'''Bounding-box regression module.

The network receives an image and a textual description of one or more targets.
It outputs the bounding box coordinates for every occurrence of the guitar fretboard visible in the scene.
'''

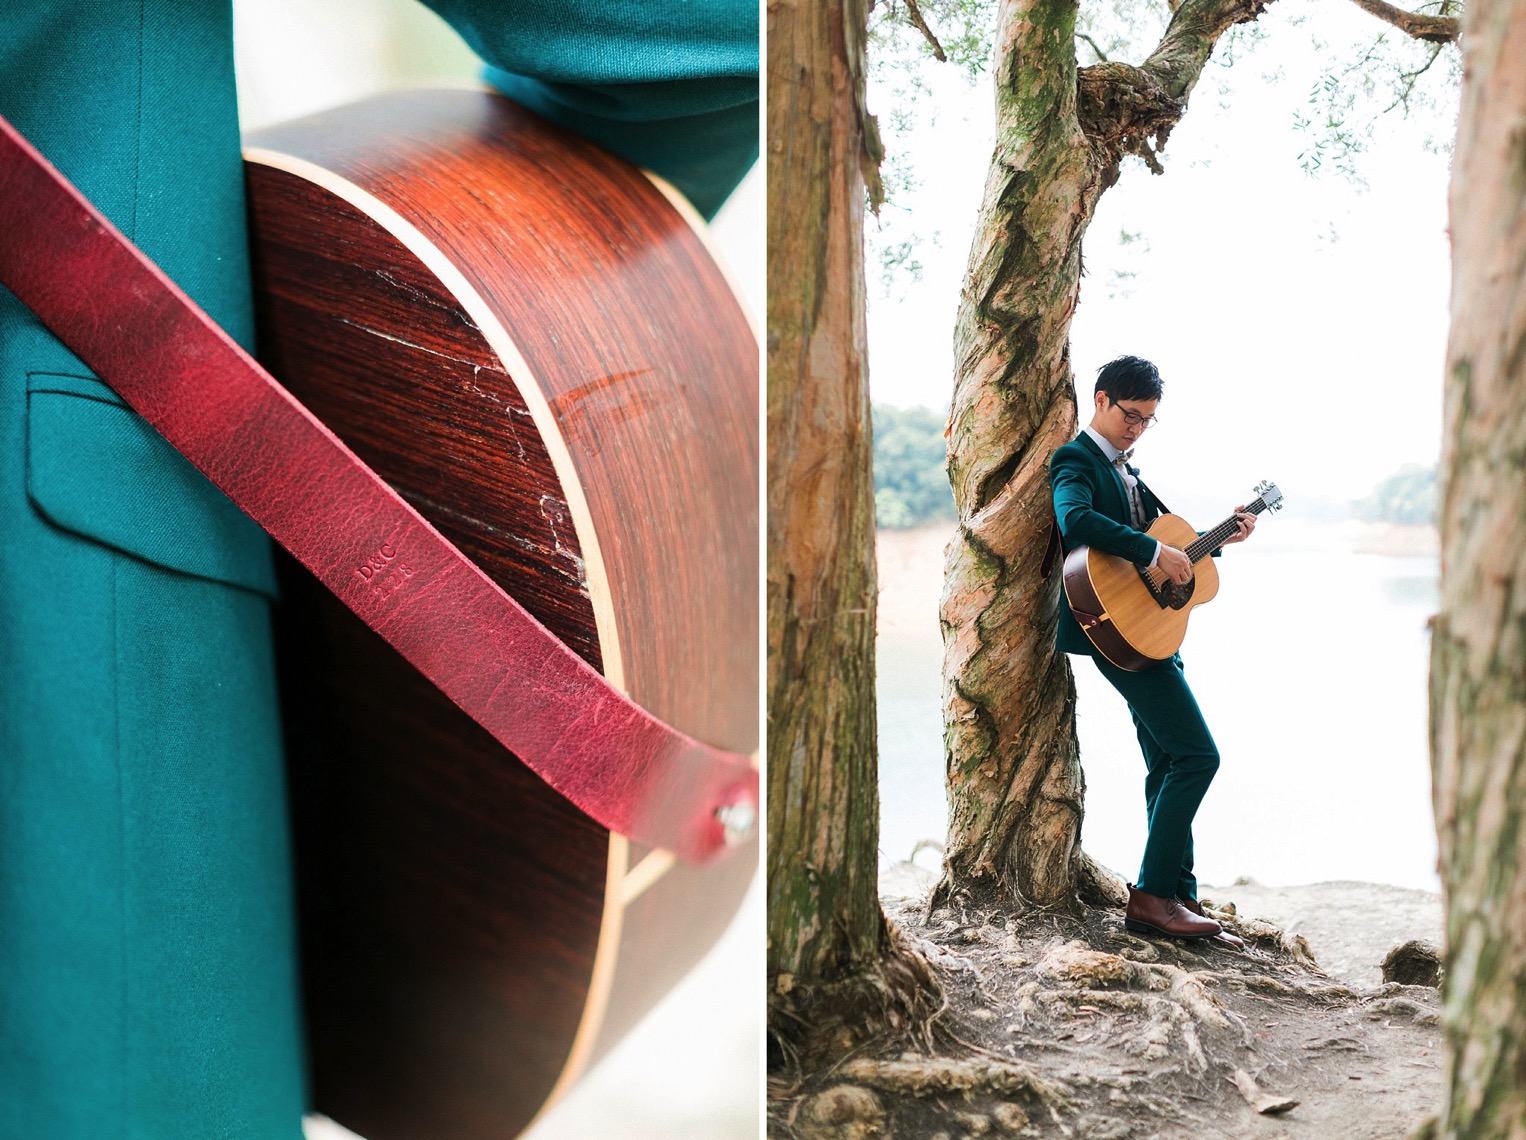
[1184,496,1275,563]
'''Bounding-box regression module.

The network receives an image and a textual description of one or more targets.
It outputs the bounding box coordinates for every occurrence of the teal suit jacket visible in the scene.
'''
[1049,432,1169,657]
[0,3,756,1135]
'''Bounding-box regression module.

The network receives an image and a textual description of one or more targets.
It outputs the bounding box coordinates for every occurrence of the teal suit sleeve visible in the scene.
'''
[1051,446,1158,567]
[420,0,758,219]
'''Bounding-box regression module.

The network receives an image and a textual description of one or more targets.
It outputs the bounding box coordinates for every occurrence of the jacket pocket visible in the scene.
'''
[25,372,277,596]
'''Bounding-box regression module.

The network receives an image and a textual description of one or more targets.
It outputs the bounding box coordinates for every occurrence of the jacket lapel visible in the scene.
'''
[1076,431,1131,524]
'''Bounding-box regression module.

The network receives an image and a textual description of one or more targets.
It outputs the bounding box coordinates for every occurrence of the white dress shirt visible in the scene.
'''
[1082,426,1162,568]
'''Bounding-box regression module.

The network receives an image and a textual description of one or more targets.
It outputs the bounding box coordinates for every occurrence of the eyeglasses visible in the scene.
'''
[1109,397,1159,429]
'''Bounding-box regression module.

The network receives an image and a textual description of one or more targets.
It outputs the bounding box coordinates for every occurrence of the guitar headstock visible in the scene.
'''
[1253,480,1284,514]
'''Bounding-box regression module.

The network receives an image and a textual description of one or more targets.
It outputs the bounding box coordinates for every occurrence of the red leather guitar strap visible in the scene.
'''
[0,114,756,863]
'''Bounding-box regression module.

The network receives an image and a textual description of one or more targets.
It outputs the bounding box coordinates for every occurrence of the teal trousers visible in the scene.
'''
[1090,653,1221,902]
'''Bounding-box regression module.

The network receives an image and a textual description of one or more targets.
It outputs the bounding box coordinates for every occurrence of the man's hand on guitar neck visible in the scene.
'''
[1222,506,1258,546]
[1160,506,1256,583]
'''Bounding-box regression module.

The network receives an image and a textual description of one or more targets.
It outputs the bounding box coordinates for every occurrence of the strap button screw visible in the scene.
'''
[716,799,756,845]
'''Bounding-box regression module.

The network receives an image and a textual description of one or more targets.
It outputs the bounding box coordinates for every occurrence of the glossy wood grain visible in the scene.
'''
[245,89,757,1140]
[1077,514,1221,667]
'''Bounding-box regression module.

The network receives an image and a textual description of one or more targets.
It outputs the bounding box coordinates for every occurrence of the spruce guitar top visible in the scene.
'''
[1062,482,1284,670]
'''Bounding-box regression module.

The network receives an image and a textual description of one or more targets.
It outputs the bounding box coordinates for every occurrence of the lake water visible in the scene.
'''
[875,518,1441,894]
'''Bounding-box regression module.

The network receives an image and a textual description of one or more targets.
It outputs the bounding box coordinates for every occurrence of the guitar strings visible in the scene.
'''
[1146,494,1273,587]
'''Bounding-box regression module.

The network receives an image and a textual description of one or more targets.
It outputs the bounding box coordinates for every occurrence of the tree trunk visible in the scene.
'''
[766,0,889,986]
[1430,0,1526,1133]
[939,0,1097,906]
[939,0,1270,905]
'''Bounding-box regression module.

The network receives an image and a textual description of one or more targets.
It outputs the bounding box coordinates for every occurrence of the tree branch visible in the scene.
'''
[1385,41,1448,113]
[904,0,949,62]
[1344,0,1461,43]
[1076,32,1110,62]
[1138,0,1274,102]
[1075,0,1273,187]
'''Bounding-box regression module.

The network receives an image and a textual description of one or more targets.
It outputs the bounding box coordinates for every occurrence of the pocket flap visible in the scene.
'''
[26,372,278,597]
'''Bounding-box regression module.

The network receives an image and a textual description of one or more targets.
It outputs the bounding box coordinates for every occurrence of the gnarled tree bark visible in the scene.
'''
[768,0,943,1064]
[766,0,902,1001]
[1430,0,1526,1133]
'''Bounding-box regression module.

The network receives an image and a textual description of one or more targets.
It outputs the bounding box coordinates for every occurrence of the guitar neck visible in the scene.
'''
[1184,497,1272,563]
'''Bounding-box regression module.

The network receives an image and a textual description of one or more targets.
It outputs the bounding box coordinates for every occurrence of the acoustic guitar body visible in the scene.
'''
[242,90,757,1139]
[1063,514,1220,670]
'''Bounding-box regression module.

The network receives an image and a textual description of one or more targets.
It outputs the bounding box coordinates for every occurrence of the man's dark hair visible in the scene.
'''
[1094,356,1163,402]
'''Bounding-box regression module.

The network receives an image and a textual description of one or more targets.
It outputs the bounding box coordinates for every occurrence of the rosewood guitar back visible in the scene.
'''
[244,90,757,1140]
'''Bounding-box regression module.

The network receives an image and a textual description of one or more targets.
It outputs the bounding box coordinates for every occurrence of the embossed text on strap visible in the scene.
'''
[0,112,756,863]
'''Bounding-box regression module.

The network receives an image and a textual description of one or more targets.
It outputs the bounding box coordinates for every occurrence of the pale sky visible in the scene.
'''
[866,0,1454,510]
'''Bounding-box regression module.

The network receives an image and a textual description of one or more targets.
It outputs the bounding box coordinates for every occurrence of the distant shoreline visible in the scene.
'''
[1350,521,1439,556]
[874,518,1439,551]
[873,520,1440,614]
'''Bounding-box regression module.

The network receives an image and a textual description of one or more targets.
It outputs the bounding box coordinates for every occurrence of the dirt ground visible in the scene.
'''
[768,868,1444,1140]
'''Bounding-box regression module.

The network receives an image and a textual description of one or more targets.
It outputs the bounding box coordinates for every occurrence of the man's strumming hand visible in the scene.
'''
[1158,545,1193,585]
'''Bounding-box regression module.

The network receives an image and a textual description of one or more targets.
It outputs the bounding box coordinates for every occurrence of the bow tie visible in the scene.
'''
[1113,449,1134,467]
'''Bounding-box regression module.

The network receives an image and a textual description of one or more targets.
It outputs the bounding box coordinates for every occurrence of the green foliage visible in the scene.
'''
[860,0,1183,293]
[864,0,996,293]
[1354,462,1437,525]
[1073,0,1174,64]
[869,143,928,292]
[1107,226,1152,299]
[869,0,998,77]
[874,404,957,528]
[875,233,926,291]
[1292,5,1462,182]
[862,0,1462,292]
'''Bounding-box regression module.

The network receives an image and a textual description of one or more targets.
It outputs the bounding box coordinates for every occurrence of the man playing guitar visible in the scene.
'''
[1050,356,1256,940]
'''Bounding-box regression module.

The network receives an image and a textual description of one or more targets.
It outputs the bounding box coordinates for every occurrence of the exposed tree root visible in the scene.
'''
[838,1054,1072,1106]
[769,888,1442,1138]
[786,1084,886,1140]
[1074,850,1129,908]
[1232,1067,1300,1114]
[1383,939,1444,987]
[769,917,947,1076]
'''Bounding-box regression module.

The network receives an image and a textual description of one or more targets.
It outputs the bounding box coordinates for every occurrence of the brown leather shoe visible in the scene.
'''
[1179,897,1247,949]
[1125,885,1221,939]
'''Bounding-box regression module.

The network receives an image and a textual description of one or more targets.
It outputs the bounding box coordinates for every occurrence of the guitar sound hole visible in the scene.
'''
[1161,579,1195,610]
[1140,567,1196,611]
